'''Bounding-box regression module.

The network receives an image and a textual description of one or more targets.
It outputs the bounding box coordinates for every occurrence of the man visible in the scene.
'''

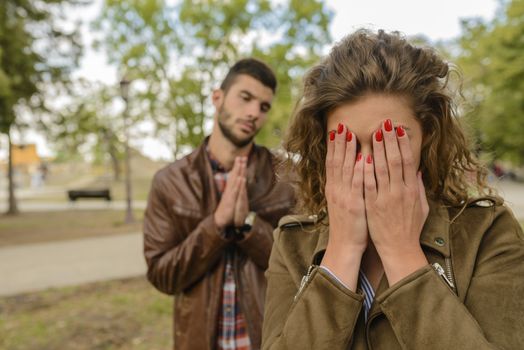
[144,58,295,350]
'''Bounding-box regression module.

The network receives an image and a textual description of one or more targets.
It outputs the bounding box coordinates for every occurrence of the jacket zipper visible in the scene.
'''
[432,262,455,290]
[444,257,456,291]
[294,265,316,301]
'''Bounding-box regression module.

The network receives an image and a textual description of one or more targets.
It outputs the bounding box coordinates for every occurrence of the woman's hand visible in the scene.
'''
[321,123,368,291]
[363,119,429,286]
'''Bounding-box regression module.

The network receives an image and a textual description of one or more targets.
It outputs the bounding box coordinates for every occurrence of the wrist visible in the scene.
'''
[379,247,428,286]
[321,246,364,291]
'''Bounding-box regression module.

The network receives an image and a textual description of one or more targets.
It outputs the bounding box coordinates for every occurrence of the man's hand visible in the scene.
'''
[214,156,247,230]
[234,158,249,227]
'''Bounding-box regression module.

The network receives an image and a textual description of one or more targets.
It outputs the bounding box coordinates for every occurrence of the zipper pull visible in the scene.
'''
[294,265,316,301]
[432,262,455,289]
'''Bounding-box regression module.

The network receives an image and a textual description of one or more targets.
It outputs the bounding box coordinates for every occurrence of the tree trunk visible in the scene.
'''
[7,130,19,215]
[108,147,121,181]
[103,130,121,181]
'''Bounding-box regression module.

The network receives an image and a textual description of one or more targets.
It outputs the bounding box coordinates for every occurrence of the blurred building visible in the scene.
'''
[0,144,46,188]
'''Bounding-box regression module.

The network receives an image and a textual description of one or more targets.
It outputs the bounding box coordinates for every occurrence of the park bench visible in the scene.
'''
[67,188,112,202]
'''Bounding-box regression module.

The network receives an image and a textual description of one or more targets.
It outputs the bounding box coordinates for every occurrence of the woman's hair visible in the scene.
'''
[285,29,492,214]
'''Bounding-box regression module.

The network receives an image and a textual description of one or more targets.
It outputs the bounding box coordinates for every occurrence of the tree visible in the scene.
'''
[458,0,524,164]
[52,80,125,181]
[0,0,84,214]
[92,0,332,158]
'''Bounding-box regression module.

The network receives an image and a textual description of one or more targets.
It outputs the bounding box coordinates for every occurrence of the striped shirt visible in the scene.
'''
[359,270,375,321]
[320,266,376,321]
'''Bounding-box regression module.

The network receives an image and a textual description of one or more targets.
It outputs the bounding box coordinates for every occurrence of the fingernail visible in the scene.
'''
[346,130,352,142]
[384,119,393,132]
[366,154,373,164]
[337,123,344,134]
[356,153,362,162]
[375,129,383,142]
[329,130,335,141]
[396,125,405,137]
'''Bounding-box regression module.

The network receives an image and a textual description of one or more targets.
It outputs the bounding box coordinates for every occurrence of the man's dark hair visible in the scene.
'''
[220,58,277,93]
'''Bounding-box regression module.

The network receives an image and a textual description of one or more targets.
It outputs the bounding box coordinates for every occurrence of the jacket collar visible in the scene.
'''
[311,198,452,265]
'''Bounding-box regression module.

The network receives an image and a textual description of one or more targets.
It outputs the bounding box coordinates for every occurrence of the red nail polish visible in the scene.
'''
[396,125,405,137]
[346,131,352,142]
[329,130,335,141]
[366,155,373,164]
[384,119,393,132]
[375,129,383,142]
[356,153,362,162]
[337,123,344,134]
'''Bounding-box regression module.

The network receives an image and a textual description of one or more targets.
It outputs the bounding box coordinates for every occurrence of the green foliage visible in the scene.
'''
[458,0,524,164]
[0,0,85,214]
[0,0,84,134]
[93,0,332,156]
[51,80,125,177]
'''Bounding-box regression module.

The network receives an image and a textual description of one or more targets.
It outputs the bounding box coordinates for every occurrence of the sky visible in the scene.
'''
[1,0,498,161]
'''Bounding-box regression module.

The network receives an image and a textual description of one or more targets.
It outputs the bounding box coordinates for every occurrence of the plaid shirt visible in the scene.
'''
[208,150,252,350]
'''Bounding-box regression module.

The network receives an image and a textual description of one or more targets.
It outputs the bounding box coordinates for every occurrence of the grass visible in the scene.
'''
[0,210,144,247]
[0,277,172,350]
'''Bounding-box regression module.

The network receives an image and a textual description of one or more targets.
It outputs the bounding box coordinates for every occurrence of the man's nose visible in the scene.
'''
[246,101,261,119]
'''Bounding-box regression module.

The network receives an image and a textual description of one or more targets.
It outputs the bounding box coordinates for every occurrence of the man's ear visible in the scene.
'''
[212,89,224,109]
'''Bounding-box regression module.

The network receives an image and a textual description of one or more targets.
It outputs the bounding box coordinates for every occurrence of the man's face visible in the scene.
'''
[213,74,274,148]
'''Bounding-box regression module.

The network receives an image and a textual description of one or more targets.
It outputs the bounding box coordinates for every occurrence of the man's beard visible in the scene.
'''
[217,105,257,148]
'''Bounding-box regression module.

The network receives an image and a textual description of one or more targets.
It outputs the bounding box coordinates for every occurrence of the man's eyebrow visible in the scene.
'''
[240,89,272,109]
[239,89,254,97]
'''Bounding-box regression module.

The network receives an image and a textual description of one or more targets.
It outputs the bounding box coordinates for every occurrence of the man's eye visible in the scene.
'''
[241,95,251,101]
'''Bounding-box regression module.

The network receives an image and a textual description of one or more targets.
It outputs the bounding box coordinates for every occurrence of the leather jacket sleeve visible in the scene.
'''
[237,214,274,270]
[143,173,230,295]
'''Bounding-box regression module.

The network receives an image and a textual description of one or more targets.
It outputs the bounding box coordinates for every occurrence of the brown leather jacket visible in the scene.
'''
[143,141,295,350]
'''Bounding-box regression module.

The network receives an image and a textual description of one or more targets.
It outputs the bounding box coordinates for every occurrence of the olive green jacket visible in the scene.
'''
[261,198,524,349]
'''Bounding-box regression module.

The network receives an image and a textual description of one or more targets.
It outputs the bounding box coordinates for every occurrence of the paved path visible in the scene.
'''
[0,200,147,212]
[0,233,146,297]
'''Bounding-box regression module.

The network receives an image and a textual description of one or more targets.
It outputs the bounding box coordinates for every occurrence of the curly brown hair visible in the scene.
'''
[284,29,492,215]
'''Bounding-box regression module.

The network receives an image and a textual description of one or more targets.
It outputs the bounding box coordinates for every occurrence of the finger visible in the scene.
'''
[382,118,403,186]
[372,128,388,192]
[231,174,243,201]
[326,129,336,184]
[238,175,247,201]
[396,125,417,187]
[351,152,364,196]
[417,171,429,216]
[332,123,347,184]
[342,130,357,188]
[237,157,247,179]
[234,177,247,225]
[229,157,241,180]
[364,154,377,203]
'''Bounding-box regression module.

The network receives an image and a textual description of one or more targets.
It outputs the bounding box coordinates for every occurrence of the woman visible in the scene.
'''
[261,29,524,349]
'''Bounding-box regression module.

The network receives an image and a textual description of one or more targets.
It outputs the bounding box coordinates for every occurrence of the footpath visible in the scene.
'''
[0,233,145,297]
